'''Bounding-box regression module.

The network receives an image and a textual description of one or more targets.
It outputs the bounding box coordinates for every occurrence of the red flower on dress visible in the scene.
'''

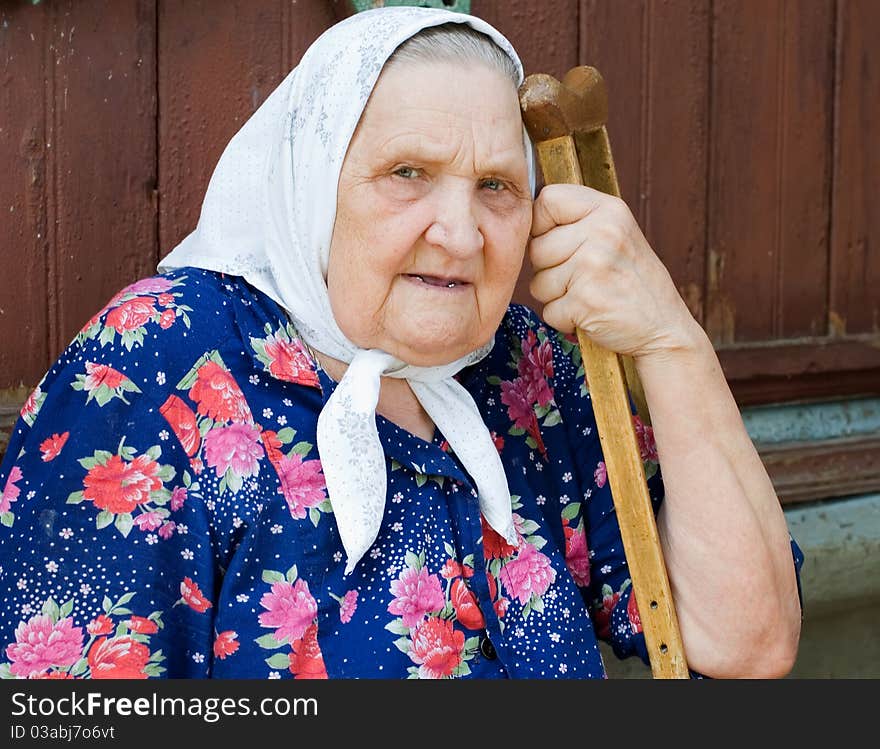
[480,515,516,560]
[87,636,150,679]
[127,616,158,635]
[408,618,465,679]
[180,577,212,613]
[593,588,622,640]
[188,361,251,424]
[87,615,114,636]
[158,308,176,329]
[39,432,69,462]
[160,394,201,457]
[83,454,162,515]
[288,623,328,679]
[157,293,175,307]
[83,362,127,392]
[213,631,240,660]
[260,430,285,467]
[104,297,156,333]
[627,590,643,634]
[450,579,486,630]
[263,336,319,388]
[440,559,462,579]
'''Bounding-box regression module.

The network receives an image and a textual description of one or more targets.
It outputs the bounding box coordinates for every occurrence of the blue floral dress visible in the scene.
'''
[0,268,803,679]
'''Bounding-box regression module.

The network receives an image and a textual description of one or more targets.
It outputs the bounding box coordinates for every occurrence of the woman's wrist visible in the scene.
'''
[632,315,714,376]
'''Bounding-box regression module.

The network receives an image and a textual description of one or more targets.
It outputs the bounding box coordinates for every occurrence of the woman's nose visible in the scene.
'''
[424,189,484,257]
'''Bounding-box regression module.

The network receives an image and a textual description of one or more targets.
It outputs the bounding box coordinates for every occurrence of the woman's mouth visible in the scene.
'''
[405,274,470,290]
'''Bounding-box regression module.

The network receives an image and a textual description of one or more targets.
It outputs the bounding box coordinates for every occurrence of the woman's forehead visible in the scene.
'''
[351,60,526,169]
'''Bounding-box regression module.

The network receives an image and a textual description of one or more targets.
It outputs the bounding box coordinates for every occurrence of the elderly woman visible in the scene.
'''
[0,7,801,680]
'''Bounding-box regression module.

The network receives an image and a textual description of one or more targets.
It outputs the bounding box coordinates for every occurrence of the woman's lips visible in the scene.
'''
[405,274,470,289]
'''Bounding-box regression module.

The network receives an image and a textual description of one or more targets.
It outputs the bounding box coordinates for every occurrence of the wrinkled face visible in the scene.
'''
[326,60,533,367]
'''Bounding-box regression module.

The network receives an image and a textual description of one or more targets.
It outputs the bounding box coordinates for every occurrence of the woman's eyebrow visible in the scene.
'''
[376,136,526,177]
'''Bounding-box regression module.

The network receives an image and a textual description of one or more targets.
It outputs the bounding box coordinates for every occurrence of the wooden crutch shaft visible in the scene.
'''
[570,127,650,426]
[532,131,687,679]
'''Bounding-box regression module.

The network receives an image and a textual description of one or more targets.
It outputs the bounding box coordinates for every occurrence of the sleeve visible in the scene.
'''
[0,292,230,679]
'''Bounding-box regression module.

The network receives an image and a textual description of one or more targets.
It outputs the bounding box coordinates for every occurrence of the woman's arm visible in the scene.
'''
[634,322,801,677]
[528,183,802,677]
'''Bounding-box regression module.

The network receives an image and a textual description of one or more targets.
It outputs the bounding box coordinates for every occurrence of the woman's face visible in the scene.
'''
[327,60,533,367]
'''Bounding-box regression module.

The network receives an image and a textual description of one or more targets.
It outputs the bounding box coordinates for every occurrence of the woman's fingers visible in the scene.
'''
[530,183,606,238]
[528,220,594,271]
[529,259,574,305]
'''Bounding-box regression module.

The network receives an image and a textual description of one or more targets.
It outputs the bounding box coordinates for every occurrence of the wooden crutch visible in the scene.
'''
[520,67,689,679]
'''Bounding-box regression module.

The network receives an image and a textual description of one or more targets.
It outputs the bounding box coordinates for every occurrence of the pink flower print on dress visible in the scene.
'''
[258,579,318,645]
[387,566,445,629]
[6,614,84,678]
[203,423,264,479]
[499,542,557,605]
[339,590,358,624]
[1,465,23,514]
[633,416,658,462]
[500,378,533,432]
[499,377,547,457]
[133,511,164,532]
[122,277,174,296]
[517,330,554,407]
[564,524,590,587]
[408,618,465,679]
[594,461,607,488]
[170,486,187,512]
[189,361,251,424]
[274,454,326,520]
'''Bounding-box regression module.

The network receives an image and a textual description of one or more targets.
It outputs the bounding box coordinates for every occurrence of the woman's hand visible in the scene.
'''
[528,183,699,360]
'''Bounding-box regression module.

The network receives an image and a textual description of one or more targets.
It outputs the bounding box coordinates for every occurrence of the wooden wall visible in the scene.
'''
[1,0,878,406]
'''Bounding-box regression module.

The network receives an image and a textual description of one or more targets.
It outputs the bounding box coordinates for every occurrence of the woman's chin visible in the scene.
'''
[388,330,484,368]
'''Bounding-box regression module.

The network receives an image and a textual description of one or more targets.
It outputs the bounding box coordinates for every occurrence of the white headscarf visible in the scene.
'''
[159,6,535,574]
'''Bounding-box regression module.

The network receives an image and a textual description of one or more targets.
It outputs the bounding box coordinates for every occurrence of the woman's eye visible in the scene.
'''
[393,166,419,179]
[481,178,505,192]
